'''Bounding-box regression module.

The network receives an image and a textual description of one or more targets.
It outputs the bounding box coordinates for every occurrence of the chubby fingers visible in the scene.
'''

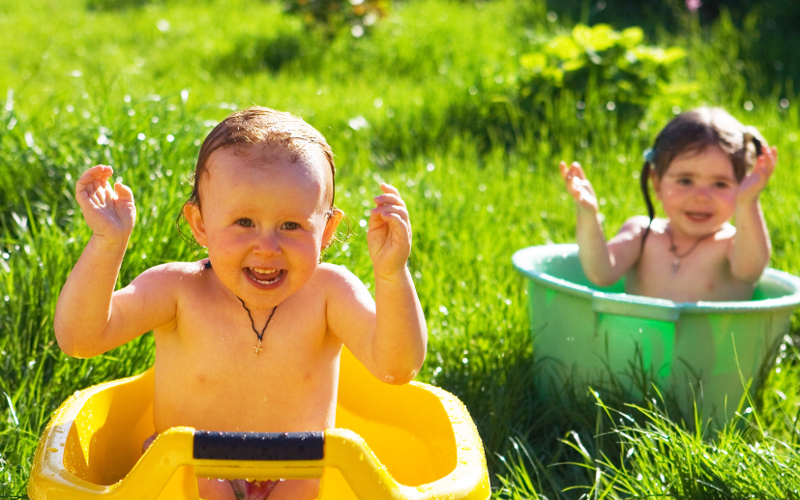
[751,146,777,186]
[370,183,411,233]
[76,165,113,191]
[76,165,115,205]
[114,181,135,203]
[560,161,586,182]
[372,186,409,224]
[762,146,777,175]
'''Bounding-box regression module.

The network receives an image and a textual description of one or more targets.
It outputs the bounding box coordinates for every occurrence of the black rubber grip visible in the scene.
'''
[193,431,324,461]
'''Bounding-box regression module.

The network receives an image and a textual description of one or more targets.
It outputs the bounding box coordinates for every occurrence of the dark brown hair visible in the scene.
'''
[640,107,765,245]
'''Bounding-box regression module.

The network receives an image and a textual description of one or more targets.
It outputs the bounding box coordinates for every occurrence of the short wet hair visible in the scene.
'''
[189,106,336,210]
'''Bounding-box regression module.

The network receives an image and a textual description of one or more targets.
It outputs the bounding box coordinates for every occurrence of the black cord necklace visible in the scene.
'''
[666,226,714,275]
[204,261,278,356]
[238,298,277,356]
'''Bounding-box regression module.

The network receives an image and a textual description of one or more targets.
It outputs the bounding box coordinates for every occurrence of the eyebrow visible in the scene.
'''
[665,171,736,181]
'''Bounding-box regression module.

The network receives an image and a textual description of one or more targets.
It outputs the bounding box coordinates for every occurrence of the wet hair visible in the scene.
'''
[639,107,765,246]
[177,106,344,245]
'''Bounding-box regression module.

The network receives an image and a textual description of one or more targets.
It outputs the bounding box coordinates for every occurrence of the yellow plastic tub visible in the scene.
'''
[28,347,490,500]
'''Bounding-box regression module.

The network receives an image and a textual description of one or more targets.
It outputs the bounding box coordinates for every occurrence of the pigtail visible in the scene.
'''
[640,160,655,252]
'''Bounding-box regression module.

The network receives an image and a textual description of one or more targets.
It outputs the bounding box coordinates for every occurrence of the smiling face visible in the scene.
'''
[184,144,340,310]
[652,145,738,239]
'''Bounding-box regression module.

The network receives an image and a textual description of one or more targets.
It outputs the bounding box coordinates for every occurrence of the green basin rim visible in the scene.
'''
[512,244,800,315]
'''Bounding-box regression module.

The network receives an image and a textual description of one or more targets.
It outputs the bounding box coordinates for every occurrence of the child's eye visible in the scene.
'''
[236,218,254,227]
[282,222,300,230]
[676,178,692,186]
[715,181,731,189]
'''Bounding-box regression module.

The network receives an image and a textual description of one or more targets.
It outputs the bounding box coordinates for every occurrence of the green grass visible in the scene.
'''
[3,0,800,498]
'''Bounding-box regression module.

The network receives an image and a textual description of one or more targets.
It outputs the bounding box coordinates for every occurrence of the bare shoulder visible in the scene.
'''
[716,222,736,241]
[313,263,370,296]
[133,260,205,283]
[718,223,737,254]
[124,260,208,300]
[618,215,653,235]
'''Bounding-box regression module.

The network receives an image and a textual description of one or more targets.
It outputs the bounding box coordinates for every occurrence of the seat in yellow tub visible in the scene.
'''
[28,347,490,500]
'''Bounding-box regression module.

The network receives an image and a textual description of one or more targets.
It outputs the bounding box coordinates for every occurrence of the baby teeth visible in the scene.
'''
[248,268,282,285]
[253,276,280,285]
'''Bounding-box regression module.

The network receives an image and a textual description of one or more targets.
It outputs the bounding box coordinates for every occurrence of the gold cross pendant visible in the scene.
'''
[254,340,263,356]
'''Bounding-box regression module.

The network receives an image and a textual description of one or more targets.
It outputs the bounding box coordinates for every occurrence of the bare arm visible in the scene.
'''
[560,162,642,286]
[327,183,427,385]
[54,166,176,357]
[729,146,776,282]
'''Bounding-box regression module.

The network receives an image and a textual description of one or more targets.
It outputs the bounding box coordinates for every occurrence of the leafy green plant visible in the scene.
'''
[517,23,689,120]
[283,0,389,38]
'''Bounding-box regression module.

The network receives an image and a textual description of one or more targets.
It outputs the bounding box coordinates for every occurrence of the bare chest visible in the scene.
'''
[627,236,753,302]
[151,287,341,432]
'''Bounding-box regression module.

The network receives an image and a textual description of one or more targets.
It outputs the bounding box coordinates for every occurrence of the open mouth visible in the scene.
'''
[245,267,285,287]
[685,211,713,222]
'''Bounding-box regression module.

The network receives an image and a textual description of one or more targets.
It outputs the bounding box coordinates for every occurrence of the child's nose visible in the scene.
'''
[693,186,712,200]
[254,231,280,254]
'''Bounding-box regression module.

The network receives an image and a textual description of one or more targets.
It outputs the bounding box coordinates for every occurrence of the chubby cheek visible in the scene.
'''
[286,236,323,267]
[205,233,251,271]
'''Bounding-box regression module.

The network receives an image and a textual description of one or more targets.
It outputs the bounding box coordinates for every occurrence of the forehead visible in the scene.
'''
[666,145,736,179]
[202,143,332,202]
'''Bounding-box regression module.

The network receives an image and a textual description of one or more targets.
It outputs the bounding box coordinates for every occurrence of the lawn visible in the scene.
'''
[3,0,800,498]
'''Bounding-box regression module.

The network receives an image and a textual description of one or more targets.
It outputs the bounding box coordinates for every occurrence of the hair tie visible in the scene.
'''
[743,127,763,159]
[643,148,658,163]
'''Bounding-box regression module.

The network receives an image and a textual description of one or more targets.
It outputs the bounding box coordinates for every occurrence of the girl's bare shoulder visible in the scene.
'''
[620,215,656,232]
[716,222,737,242]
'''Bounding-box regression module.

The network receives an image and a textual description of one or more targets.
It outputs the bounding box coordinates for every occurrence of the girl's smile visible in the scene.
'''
[653,145,738,240]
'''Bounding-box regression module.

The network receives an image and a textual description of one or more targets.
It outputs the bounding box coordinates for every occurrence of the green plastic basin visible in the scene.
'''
[512,244,800,423]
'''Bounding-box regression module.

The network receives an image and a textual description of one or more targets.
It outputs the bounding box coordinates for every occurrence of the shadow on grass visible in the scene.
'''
[214,34,309,76]
[436,336,719,498]
[85,0,160,11]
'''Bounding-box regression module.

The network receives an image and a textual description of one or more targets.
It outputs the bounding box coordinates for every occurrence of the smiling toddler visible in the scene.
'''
[54,106,428,500]
[560,107,777,302]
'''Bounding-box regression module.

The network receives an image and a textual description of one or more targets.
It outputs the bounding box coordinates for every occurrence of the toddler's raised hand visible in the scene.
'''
[560,161,598,213]
[737,146,777,205]
[75,165,137,241]
[368,183,411,280]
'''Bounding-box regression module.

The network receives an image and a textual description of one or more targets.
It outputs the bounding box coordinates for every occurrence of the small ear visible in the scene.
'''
[650,170,662,200]
[321,209,343,249]
[183,202,208,247]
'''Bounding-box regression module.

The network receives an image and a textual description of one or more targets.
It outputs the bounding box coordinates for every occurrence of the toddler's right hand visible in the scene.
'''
[559,161,598,213]
[75,165,137,241]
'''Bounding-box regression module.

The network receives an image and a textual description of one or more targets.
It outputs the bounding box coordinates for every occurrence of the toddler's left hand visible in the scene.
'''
[368,183,411,280]
[738,145,777,204]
